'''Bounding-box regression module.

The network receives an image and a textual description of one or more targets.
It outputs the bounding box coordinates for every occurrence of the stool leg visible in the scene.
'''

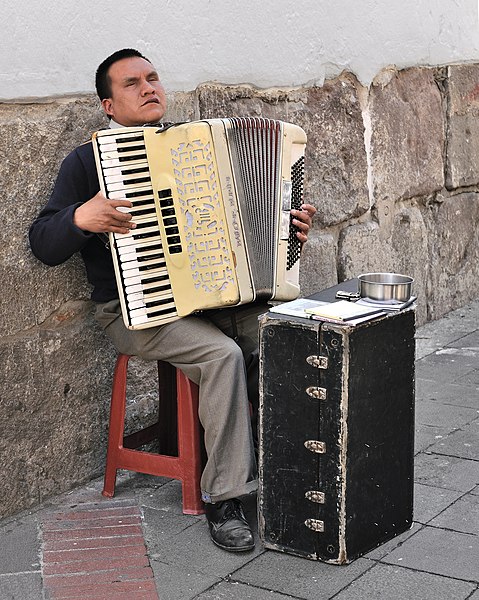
[102,354,130,498]
[157,361,178,456]
[176,370,204,515]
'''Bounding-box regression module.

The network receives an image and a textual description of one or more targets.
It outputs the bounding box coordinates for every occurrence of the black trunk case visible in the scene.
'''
[258,310,415,564]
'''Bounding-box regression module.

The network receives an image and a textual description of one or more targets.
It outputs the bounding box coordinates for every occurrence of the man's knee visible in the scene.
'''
[218,336,245,366]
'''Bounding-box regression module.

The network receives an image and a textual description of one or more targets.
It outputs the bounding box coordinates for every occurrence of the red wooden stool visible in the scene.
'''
[102,353,204,515]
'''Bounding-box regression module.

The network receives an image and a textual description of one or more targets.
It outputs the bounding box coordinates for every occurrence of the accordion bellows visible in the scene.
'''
[92,118,307,330]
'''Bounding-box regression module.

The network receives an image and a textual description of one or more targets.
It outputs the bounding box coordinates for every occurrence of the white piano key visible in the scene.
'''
[125,277,171,295]
[97,130,144,144]
[130,315,149,325]
[124,282,144,294]
[123,274,143,286]
[130,300,176,318]
[131,215,160,226]
[100,148,146,160]
[122,267,142,279]
[107,187,153,200]
[119,248,164,263]
[100,156,149,169]
[115,226,160,246]
[105,165,150,176]
[104,170,150,184]
[123,267,169,285]
[127,298,147,310]
[116,237,164,256]
[126,290,145,302]
[120,256,166,270]
[126,290,173,310]
[105,180,152,193]
[144,302,177,314]
[102,160,149,174]
[130,311,177,326]
[124,208,157,220]
[115,219,158,233]
[100,140,146,153]
[130,307,147,318]
[125,283,172,301]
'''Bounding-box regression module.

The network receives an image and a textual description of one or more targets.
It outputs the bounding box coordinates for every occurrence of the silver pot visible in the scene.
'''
[358,273,413,302]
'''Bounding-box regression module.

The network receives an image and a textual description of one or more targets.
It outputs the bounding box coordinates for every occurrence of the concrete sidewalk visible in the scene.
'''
[1,301,478,600]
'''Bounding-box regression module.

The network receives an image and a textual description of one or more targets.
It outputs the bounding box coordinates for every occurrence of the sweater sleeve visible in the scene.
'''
[29,145,98,266]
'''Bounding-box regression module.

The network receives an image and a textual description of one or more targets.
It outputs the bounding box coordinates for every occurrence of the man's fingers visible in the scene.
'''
[109,205,135,226]
[115,205,132,214]
[108,224,135,235]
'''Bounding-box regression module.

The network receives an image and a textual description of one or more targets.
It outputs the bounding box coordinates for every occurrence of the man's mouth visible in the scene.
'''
[143,98,160,106]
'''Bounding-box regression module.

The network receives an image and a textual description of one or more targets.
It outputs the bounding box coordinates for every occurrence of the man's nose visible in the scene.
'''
[140,80,155,95]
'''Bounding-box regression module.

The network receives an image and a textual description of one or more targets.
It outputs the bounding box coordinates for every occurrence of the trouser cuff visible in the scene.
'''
[201,478,258,503]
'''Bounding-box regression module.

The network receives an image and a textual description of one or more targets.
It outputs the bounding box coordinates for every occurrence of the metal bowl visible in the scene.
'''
[358,273,413,303]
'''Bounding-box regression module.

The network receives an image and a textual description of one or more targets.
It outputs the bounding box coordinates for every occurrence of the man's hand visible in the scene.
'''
[73,192,137,234]
[291,203,316,244]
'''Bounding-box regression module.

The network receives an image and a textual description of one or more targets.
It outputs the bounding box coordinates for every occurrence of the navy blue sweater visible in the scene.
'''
[29,141,118,302]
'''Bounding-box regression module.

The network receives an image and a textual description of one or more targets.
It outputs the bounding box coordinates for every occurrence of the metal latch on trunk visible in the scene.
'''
[305,518,325,532]
[304,440,326,453]
[305,490,325,503]
[306,355,328,369]
[306,386,327,400]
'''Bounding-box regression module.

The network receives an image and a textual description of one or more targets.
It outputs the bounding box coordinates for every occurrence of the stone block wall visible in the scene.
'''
[1,64,478,517]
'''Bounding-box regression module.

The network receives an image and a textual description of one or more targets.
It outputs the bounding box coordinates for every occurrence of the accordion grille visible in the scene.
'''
[227,118,281,298]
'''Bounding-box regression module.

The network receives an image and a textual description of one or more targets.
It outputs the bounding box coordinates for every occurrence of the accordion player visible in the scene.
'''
[92,117,307,330]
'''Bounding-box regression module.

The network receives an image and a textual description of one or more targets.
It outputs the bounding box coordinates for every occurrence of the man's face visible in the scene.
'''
[101,56,167,126]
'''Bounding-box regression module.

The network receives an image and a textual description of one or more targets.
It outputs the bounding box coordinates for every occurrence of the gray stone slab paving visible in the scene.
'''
[415,301,479,360]
[0,573,43,600]
[415,378,479,408]
[194,580,294,599]
[415,351,478,384]
[144,512,263,579]
[0,519,40,575]
[149,557,222,600]
[414,453,479,492]
[414,423,455,453]
[427,420,479,460]
[332,562,476,600]
[456,368,479,386]
[137,479,186,515]
[232,552,372,600]
[381,525,479,582]
[415,399,478,428]
[364,525,420,561]
[142,505,203,538]
[429,492,479,534]
[413,483,463,524]
[448,330,479,348]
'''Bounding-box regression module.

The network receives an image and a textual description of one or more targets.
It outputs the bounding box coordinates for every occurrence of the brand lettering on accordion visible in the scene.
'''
[225,176,242,248]
[92,117,307,330]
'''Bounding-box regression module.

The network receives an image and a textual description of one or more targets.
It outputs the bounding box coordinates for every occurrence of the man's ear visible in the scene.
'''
[101,98,113,118]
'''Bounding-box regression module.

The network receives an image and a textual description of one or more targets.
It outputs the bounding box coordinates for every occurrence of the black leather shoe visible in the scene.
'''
[205,498,255,552]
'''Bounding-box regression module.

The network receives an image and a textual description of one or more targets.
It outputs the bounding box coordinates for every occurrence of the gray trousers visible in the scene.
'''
[95,300,267,503]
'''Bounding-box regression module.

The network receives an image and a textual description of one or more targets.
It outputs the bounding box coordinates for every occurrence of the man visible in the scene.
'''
[29,48,316,552]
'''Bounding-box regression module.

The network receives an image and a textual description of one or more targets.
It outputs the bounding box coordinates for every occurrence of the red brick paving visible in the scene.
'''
[42,498,159,600]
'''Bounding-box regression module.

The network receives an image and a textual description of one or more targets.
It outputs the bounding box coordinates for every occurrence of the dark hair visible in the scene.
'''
[95,48,152,100]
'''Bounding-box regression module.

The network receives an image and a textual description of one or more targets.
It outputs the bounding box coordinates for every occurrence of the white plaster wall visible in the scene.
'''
[1,0,479,100]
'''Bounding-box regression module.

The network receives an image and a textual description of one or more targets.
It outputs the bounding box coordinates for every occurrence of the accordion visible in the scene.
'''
[92,118,307,330]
